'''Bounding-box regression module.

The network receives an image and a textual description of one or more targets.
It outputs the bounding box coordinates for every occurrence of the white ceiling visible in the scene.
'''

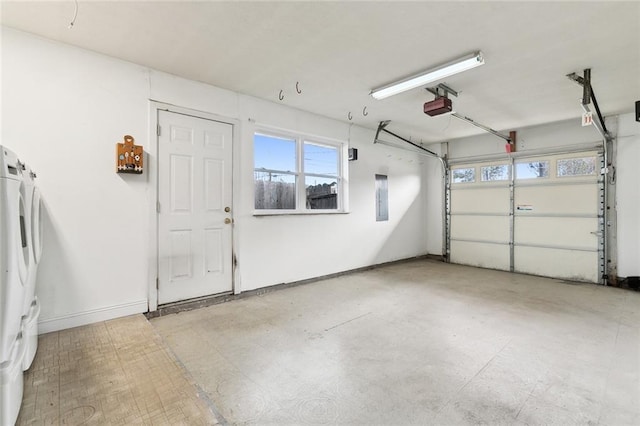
[2,1,639,143]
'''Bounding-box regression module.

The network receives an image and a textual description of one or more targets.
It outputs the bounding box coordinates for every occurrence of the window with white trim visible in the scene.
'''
[254,134,296,210]
[254,131,345,213]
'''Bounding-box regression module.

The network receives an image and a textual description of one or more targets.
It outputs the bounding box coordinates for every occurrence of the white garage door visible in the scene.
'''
[449,151,604,283]
[449,161,511,271]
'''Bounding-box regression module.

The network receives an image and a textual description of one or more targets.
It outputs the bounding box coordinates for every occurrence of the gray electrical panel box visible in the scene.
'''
[375,174,388,221]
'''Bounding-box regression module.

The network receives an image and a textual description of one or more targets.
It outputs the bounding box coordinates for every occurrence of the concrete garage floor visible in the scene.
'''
[151,259,640,425]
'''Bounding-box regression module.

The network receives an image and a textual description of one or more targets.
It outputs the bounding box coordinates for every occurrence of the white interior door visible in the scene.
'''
[158,110,233,304]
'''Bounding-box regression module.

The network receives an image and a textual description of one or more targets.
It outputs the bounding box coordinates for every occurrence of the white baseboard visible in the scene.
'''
[38,300,148,334]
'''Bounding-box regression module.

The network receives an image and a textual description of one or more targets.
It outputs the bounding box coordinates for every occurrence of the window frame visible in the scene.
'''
[451,167,476,184]
[515,160,550,180]
[556,156,597,178]
[253,128,348,215]
[479,164,510,182]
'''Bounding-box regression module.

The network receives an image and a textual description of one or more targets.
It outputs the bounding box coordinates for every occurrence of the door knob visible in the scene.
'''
[224,218,232,224]
[224,207,231,213]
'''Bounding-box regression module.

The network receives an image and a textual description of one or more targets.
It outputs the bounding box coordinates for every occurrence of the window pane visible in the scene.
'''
[452,168,475,183]
[516,161,549,179]
[254,133,296,172]
[305,176,337,210]
[304,142,338,176]
[254,171,296,209]
[557,157,596,177]
[481,165,509,181]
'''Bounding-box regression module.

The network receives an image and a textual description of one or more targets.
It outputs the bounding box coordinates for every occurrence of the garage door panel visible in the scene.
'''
[515,217,599,248]
[450,241,510,271]
[515,184,598,215]
[451,215,510,242]
[449,152,602,284]
[514,246,598,283]
[451,187,510,214]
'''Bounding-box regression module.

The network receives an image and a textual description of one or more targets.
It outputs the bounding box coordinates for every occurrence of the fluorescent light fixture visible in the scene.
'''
[370,51,484,100]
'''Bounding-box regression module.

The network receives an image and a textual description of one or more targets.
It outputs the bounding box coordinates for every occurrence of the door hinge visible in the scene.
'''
[157,124,161,136]
[156,277,159,289]
[156,201,161,213]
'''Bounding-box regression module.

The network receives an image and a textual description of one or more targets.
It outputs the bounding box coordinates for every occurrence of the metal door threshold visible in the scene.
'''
[146,292,235,319]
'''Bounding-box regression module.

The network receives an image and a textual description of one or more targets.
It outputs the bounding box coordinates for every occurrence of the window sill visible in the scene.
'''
[253,210,349,217]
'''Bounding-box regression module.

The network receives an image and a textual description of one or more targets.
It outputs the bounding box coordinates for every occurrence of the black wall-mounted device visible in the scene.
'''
[348,148,358,161]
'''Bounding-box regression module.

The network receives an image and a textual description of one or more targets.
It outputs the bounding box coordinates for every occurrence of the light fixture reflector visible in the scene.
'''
[370,51,484,100]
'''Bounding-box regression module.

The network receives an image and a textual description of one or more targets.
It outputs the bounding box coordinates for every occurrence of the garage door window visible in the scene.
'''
[480,165,509,181]
[452,168,475,183]
[557,157,596,177]
[516,161,549,179]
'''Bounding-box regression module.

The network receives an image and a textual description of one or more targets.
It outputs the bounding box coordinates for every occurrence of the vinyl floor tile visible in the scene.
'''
[17,315,219,425]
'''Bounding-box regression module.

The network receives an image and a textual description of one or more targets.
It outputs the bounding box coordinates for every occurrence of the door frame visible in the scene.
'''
[147,101,241,312]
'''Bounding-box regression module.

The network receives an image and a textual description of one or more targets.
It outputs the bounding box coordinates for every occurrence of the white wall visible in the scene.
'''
[616,113,640,277]
[1,28,429,332]
[423,145,445,256]
[446,119,603,159]
[235,97,428,290]
[1,28,151,331]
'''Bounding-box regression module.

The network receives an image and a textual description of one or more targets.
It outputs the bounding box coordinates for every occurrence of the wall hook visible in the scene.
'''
[68,0,78,28]
[279,90,284,101]
[348,112,353,121]
[363,106,368,116]
[296,82,302,94]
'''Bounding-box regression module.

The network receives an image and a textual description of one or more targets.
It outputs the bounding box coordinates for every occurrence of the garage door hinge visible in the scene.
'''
[156,201,161,213]
[156,278,159,289]
[157,124,161,136]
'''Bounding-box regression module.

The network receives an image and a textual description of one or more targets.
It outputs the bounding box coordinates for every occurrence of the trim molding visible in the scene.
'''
[38,300,148,334]
[147,255,435,319]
